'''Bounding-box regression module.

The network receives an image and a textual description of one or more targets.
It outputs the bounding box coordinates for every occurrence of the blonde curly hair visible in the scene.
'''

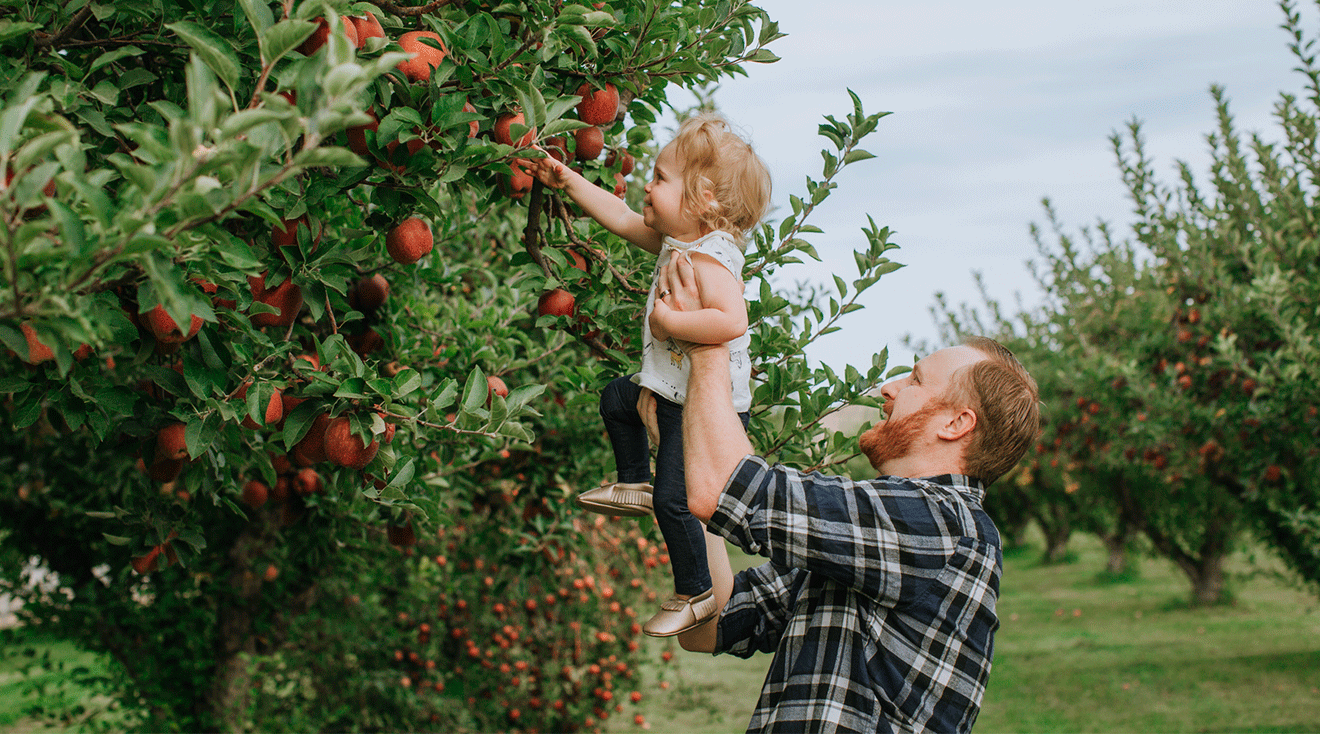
[666,112,771,243]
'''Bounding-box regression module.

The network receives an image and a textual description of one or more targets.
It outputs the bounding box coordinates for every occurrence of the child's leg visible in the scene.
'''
[598,375,651,484]
[651,396,710,597]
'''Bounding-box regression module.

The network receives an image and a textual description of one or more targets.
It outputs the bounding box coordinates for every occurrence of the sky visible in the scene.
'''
[670,0,1312,374]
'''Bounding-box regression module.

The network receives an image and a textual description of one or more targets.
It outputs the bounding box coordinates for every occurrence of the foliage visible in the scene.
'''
[927,0,1320,604]
[0,0,900,730]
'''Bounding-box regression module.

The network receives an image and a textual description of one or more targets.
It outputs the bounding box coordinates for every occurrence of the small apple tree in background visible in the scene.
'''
[925,1,1320,605]
[0,0,901,730]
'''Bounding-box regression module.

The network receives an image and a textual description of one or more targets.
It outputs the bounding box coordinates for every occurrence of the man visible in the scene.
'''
[643,255,1040,733]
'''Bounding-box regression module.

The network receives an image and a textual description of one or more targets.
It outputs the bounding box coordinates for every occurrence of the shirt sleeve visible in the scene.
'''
[690,237,743,282]
[713,561,805,658]
[707,454,957,608]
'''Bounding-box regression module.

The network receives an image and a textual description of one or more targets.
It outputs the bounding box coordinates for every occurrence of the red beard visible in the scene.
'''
[859,402,948,473]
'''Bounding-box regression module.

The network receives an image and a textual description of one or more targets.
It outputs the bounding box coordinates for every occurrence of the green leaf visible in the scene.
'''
[335,377,370,399]
[12,396,41,430]
[843,149,876,165]
[167,21,242,93]
[282,400,320,446]
[184,416,217,458]
[431,379,458,411]
[541,118,591,138]
[238,0,276,36]
[221,107,289,137]
[394,369,422,397]
[89,46,145,74]
[386,458,417,490]
[49,201,87,257]
[497,421,532,442]
[0,375,30,393]
[461,366,489,412]
[0,21,41,44]
[294,147,367,168]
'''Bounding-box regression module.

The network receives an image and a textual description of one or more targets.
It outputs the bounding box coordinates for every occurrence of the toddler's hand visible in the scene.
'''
[529,151,570,190]
[649,298,672,342]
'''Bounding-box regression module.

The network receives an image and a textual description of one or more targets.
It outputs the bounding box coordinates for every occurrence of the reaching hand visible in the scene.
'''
[528,151,571,190]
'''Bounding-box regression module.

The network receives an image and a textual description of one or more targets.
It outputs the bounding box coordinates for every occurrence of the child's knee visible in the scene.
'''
[599,377,638,419]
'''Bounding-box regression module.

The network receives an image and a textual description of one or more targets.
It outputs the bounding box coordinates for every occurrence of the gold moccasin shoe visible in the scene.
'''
[642,588,717,637]
[575,482,653,517]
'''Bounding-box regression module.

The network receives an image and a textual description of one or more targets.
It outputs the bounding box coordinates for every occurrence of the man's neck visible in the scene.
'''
[878,452,965,481]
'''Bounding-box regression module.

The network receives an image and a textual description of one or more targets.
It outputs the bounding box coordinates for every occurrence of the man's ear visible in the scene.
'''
[937,407,977,442]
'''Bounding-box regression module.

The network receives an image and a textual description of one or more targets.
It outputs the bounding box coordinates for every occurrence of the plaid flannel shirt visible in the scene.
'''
[709,455,1002,734]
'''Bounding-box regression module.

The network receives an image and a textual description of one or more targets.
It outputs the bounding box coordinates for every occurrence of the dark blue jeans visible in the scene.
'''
[599,375,749,596]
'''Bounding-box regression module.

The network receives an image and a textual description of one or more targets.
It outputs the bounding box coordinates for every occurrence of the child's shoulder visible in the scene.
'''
[688,230,744,254]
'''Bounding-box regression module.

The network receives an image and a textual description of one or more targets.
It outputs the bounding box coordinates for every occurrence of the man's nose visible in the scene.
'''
[879,380,898,402]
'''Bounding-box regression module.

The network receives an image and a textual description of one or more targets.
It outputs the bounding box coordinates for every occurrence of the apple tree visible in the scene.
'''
[0,0,903,730]
[928,1,1320,601]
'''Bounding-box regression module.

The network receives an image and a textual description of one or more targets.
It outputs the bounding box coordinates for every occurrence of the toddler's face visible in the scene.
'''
[643,145,705,241]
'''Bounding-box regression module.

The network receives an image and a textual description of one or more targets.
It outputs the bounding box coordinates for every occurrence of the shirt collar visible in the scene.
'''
[908,473,987,504]
[662,230,734,250]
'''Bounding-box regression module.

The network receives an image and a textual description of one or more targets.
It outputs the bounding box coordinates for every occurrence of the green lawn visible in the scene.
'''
[0,629,121,733]
[626,532,1320,733]
[5,531,1317,734]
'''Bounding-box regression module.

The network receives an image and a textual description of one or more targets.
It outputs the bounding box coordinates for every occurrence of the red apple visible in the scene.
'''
[574,125,604,161]
[386,217,433,265]
[503,159,534,199]
[397,31,447,82]
[487,375,509,404]
[350,13,386,47]
[298,16,357,56]
[241,480,269,510]
[324,416,380,470]
[493,111,536,147]
[537,289,576,318]
[576,82,619,126]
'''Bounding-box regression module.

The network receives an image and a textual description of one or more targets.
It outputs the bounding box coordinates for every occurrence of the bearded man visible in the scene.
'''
[643,256,1040,734]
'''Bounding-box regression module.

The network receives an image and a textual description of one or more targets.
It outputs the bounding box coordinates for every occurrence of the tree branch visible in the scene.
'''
[33,7,94,49]
[370,0,457,17]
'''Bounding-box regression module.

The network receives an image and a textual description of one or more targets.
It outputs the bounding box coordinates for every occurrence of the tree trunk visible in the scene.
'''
[1042,527,1071,563]
[1000,516,1032,550]
[207,527,268,733]
[1100,533,1130,574]
[1188,554,1228,605]
[1036,503,1072,564]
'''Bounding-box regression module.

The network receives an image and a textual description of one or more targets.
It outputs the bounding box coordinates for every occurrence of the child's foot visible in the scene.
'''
[642,588,716,637]
[576,481,653,517]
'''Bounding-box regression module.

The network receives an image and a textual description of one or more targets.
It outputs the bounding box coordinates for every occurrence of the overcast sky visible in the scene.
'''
[673,1,1310,373]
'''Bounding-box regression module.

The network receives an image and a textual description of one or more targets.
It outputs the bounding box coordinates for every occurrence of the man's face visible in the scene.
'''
[859,346,986,472]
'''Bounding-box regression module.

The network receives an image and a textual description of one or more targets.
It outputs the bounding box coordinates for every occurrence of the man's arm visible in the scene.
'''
[657,253,754,522]
[641,258,752,650]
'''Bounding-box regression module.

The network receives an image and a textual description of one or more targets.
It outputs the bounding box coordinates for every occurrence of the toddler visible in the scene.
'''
[532,113,770,637]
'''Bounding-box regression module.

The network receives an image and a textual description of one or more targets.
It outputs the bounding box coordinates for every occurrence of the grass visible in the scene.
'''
[0,629,120,733]
[623,532,1320,733]
[979,533,1320,733]
[5,531,1317,733]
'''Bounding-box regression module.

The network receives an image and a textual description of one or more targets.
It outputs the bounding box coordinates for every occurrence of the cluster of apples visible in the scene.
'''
[501,82,633,200]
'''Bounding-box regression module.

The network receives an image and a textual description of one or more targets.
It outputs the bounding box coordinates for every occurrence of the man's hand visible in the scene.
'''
[636,387,660,447]
[650,253,705,353]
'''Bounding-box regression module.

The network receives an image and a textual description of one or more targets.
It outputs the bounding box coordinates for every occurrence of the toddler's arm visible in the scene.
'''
[649,252,747,345]
[530,155,662,255]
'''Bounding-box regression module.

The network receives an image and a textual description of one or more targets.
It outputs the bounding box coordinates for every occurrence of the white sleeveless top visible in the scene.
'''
[632,231,753,412]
